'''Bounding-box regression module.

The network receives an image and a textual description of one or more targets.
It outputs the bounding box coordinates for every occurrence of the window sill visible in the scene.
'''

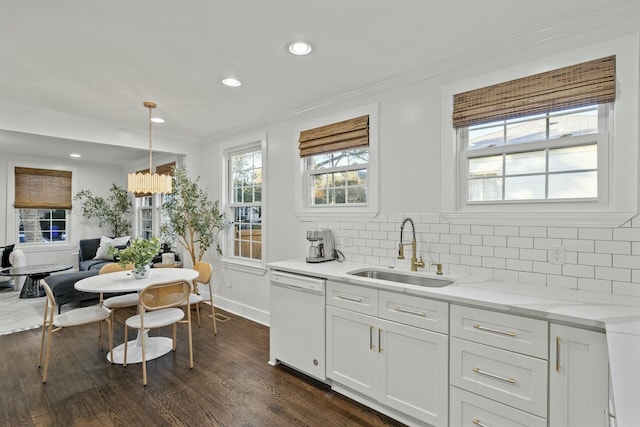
[441,211,636,228]
[295,210,378,223]
[219,257,267,276]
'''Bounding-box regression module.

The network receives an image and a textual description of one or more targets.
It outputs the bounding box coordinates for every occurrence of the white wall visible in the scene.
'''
[200,32,640,324]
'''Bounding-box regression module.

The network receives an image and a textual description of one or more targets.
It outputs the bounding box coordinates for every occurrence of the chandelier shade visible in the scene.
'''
[127,101,172,194]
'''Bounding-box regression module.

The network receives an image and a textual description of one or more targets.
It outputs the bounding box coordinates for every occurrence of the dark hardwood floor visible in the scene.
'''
[0,306,405,427]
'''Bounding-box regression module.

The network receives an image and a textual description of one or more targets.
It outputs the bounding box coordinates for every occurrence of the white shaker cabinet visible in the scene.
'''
[326,281,449,427]
[549,324,609,427]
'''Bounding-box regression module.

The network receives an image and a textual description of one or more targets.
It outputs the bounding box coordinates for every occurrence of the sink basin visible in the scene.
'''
[347,269,453,288]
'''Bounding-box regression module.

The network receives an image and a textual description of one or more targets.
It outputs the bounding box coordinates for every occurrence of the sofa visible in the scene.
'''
[78,237,118,271]
[0,246,27,292]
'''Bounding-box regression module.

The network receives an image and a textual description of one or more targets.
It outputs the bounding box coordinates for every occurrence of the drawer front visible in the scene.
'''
[326,280,378,316]
[450,305,548,359]
[450,338,548,418]
[378,290,449,334]
[450,387,547,427]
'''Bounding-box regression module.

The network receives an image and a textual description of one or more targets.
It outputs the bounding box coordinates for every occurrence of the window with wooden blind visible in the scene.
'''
[14,167,71,244]
[454,56,615,205]
[300,115,370,207]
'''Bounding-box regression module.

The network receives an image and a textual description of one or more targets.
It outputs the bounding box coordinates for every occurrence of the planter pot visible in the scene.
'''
[132,264,151,279]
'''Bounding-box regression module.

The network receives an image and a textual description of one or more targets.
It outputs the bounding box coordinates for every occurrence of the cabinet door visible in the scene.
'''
[377,318,448,426]
[326,306,378,396]
[549,324,609,427]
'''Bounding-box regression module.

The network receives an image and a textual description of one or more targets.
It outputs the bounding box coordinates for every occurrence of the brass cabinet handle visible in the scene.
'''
[370,325,375,350]
[394,307,426,317]
[378,328,383,353]
[556,336,560,372]
[472,367,516,384]
[472,419,489,427]
[473,324,516,337]
[337,294,362,303]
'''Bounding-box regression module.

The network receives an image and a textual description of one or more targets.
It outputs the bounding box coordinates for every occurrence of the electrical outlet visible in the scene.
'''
[549,245,565,265]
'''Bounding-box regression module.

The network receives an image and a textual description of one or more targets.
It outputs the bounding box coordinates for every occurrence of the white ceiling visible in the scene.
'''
[1,1,640,165]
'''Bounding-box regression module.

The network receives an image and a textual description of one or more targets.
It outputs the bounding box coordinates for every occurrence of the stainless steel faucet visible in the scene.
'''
[398,217,425,272]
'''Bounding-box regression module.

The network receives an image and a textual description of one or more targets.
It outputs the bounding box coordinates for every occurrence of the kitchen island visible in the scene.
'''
[269,259,640,427]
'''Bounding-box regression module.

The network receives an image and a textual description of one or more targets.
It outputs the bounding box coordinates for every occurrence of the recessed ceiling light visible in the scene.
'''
[70,153,81,158]
[288,41,312,56]
[222,78,242,87]
[150,117,165,123]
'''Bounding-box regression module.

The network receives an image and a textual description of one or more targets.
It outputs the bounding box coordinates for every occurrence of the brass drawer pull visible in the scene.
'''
[472,367,516,384]
[337,294,362,303]
[473,419,489,427]
[394,307,426,317]
[556,336,560,372]
[473,324,516,337]
[370,325,375,350]
[378,328,383,353]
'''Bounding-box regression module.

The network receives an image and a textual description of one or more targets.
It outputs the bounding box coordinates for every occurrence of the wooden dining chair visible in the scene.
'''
[38,279,112,383]
[188,262,216,334]
[123,279,193,386]
[99,262,135,363]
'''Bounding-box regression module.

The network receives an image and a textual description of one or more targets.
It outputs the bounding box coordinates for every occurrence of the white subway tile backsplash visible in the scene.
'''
[548,275,578,289]
[595,240,631,254]
[578,252,612,267]
[520,226,547,238]
[595,266,631,282]
[471,225,494,235]
[331,212,640,297]
[579,228,613,240]
[548,227,578,239]
[483,235,507,247]
[506,259,533,272]
[494,225,519,236]
[507,236,534,249]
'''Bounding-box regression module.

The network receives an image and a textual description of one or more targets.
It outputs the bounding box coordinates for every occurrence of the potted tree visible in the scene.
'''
[74,183,132,236]
[110,237,161,279]
[160,165,227,272]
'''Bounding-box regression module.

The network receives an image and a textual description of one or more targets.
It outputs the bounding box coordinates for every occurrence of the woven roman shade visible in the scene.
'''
[299,115,369,157]
[14,167,72,209]
[452,55,616,128]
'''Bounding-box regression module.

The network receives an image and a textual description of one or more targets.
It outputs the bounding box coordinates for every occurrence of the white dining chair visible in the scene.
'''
[123,279,193,385]
[38,279,112,383]
[187,262,217,334]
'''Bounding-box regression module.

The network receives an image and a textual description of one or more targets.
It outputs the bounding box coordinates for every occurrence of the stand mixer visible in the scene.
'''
[305,229,336,263]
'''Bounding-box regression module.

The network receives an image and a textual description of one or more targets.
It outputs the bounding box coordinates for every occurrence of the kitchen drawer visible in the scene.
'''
[450,387,547,427]
[326,280,378,316]
[450,337,548,418]
[450,304,548,359]
[378,290,448,334]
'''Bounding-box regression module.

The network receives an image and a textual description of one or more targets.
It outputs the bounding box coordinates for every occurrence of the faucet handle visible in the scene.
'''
[430,263,443,275]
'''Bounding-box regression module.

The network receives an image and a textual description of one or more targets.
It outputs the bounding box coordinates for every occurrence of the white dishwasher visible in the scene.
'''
[269,270,327,382]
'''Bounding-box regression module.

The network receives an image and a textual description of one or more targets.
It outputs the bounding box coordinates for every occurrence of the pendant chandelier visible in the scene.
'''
[127,101,172,194]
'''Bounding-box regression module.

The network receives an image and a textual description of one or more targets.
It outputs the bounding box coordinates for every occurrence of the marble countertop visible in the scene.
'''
[269,259,640,427]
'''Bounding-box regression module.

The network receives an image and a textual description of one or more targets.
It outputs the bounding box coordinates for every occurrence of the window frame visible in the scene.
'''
[6,162,78,250]
[295,103,379,222]
[439,36,639,227]
[219,133,267,274]
[458,104,610,207]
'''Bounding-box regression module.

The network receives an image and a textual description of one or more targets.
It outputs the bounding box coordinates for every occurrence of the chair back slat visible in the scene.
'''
[99,263,133,274]
[139,280,191,311]
[193,262,213,285]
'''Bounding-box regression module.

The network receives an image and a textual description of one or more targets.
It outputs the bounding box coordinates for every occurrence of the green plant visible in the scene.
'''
[110,237,161,269]
[160,165,227,265]
[74,183,132,236]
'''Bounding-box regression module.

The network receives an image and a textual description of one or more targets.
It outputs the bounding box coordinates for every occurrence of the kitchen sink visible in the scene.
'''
[347,269,453,288]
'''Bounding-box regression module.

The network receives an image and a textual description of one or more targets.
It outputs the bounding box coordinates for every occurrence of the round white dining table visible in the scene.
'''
[75,267,199,364]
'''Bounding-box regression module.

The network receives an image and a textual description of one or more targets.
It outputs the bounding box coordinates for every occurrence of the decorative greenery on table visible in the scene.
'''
[160,165,227,265]
[109,237,161,270]
[74,183,132,236]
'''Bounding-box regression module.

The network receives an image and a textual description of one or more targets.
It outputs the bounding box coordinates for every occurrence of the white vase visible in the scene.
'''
[132,264,151,279]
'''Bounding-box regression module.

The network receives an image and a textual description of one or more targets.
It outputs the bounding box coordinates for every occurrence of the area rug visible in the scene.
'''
[0,287,45,335]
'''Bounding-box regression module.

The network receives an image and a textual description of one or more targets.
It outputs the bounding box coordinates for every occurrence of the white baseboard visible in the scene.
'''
[213,295,270,327]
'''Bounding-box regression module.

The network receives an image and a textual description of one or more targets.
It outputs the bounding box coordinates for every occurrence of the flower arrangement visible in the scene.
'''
[109,237,161,274]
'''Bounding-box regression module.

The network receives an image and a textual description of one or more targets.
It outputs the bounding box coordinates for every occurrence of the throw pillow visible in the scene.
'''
[93,236,130,260]
[1,244,15,268]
